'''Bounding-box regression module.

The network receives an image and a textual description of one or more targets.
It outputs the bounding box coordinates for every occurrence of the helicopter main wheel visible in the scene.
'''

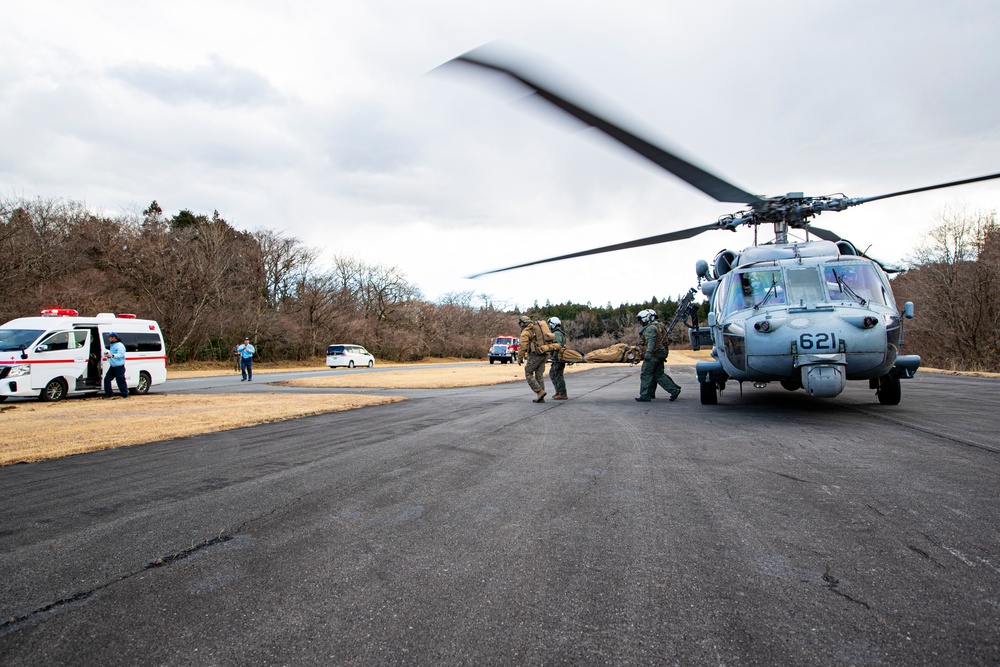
[780,378,802,391]
[876,375,901,405]
[699,380,718,405]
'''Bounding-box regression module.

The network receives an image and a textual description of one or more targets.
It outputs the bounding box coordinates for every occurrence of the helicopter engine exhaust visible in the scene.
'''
[713,250,737,278]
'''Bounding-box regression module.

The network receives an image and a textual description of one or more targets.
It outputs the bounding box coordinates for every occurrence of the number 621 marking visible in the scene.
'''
[799,332,837,350]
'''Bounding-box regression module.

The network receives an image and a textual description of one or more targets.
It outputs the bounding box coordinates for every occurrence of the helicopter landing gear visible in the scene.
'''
[700,380,719,405]
[780,377,802,391]
[875,374,901,405]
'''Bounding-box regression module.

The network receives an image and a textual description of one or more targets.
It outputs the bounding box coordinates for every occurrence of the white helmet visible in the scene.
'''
[637,309,657,325]
[547,316,562,330]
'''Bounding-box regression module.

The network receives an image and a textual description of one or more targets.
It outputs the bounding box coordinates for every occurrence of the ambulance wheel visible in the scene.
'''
[490,359,495,364]
[135,371,152,395]
[367,360,374,368]
[700,380,718,405]
[348,360,355,368]
[40,378,67,402]
[0,396,7,402]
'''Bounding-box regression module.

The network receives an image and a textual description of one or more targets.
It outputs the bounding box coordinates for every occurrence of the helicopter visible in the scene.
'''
[445,48,1000,406]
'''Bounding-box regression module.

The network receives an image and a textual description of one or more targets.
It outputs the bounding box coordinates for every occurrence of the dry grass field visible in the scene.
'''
[0,357,611,466]
[0,394,406,466]
[274,358,601,389]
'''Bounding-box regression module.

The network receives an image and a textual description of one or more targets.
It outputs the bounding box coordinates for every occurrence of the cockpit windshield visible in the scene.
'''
[0,329,44,352]
[823,263,890,307]
[719,261,893,316]
[722,269,785,314]
[785,267,825,306]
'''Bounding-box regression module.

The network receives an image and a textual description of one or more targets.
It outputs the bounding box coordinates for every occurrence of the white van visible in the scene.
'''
[326,344,375,369]
[0,309,167,402]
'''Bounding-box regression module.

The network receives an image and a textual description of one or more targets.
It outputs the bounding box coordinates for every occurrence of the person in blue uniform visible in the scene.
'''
[237,337,256,381]
[102,332,129,398]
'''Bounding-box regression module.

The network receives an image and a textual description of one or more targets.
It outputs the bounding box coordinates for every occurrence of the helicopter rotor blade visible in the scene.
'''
[450,51,762,206]
[853,172,1000,205]
[468,223,722,278]
[807,226,842,242]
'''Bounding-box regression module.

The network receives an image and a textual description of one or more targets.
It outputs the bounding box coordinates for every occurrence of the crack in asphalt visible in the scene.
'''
[907,544,944,567]
[844,405,1000,456]
[865,503,885,517]
[822,567,871,610]
[769,471,814,485]
[1,534,236,635]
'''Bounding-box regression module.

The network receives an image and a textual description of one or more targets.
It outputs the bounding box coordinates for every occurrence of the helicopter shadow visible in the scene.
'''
[705,384,885,416]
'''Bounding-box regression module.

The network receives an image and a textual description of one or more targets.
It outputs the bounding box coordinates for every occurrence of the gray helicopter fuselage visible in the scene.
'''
[697,241,917,398]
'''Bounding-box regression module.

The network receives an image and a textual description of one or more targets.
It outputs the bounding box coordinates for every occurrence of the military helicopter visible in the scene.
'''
[445,49,1000,405]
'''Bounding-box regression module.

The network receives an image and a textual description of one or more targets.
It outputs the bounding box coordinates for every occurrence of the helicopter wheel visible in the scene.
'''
[876,375,901,405]
[700,380,718,405]
[780,378,802,392]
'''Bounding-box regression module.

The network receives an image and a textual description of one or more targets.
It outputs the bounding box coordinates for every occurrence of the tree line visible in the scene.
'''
[0,197,697,364]
[2,196,995,371]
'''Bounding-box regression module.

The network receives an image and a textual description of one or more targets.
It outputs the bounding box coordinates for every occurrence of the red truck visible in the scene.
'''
[488,335,519,364]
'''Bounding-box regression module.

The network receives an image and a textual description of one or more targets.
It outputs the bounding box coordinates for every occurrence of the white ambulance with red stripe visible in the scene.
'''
[0,309,167,402]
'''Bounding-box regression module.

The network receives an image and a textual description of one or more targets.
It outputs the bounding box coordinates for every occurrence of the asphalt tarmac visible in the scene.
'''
[2,364,998,665]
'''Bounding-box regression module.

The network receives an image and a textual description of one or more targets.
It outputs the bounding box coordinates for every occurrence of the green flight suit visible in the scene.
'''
[639,322,681,400]
[549,328,567,397]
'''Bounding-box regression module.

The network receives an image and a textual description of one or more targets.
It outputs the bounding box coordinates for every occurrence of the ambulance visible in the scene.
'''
[0,309,167,402]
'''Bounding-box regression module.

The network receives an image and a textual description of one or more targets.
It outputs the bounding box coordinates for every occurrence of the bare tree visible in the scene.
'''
[252,228,317,309]
[893,205,1000,370]
[0,196,98,321]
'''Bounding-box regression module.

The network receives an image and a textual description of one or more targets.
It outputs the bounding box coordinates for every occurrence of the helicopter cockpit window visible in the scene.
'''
[722,270,785,314]
[785,267,825,306]
[823,263,889,307]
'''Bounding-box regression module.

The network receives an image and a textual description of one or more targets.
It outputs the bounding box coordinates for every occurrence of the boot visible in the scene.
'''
[552,394,568,400]
[533,389,547,403]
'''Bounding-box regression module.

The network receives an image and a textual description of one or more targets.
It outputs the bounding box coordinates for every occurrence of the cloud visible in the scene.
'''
[2,0,999,309]
[108,55,285,108]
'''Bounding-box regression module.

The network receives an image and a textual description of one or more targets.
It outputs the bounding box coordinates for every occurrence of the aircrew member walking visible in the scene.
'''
[635,309,681,402]
[547,316,569,400]
[518,315,550,403]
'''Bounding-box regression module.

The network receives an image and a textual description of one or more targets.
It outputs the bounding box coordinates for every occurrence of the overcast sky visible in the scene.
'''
[3,1,999,311]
